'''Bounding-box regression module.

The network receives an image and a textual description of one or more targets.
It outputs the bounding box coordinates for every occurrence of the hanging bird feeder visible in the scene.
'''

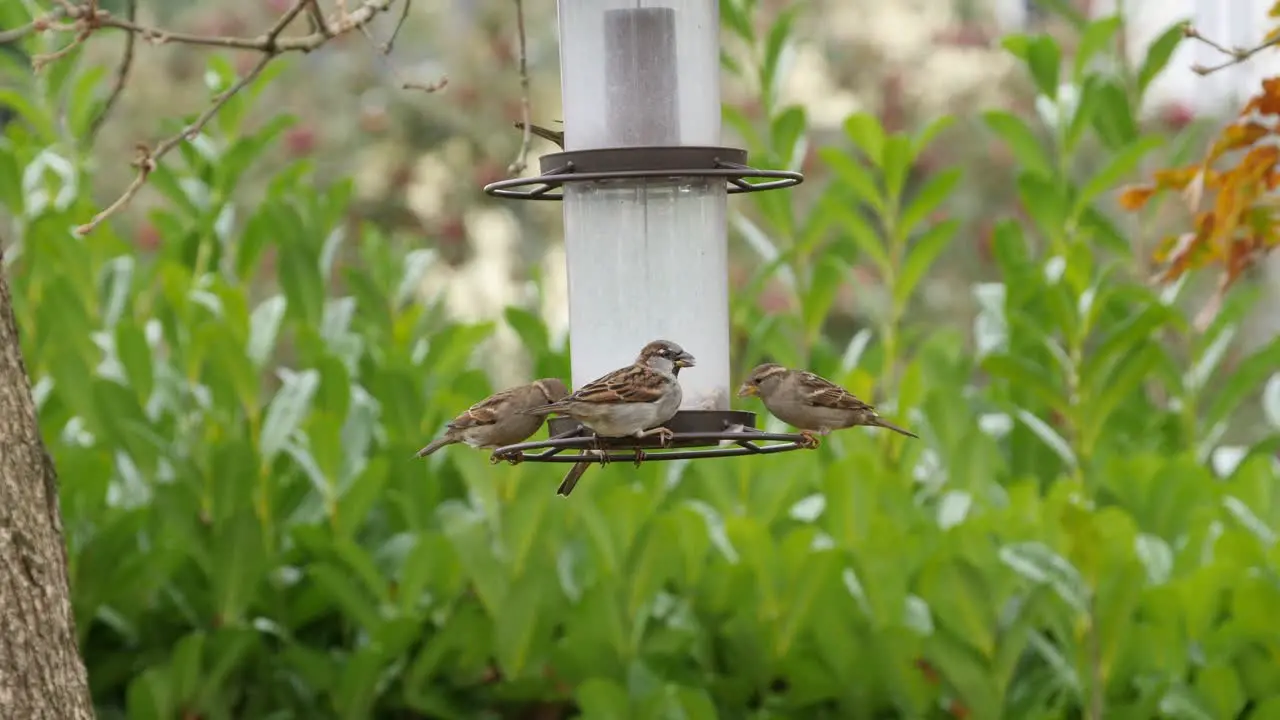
[485,0,806,465]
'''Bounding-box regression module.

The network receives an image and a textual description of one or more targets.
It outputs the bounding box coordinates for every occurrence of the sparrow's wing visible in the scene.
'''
[568,364,670,405]
[447,389,514,430]
[797,371,876,412]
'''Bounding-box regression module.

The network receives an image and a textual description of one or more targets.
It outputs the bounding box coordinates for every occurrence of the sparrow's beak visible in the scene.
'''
[736,382,758,398]
[674,352,696,368]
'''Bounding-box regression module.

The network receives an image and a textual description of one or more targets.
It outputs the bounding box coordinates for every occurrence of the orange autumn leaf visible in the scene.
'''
[1152,166,1203,190]
[1209,122,1272,159]
[1271,0,1280,16]
[1243,78,1280,115]
[1118,184,1156,210]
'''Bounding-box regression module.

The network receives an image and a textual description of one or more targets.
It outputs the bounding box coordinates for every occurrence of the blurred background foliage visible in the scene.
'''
[3,0,1280,718]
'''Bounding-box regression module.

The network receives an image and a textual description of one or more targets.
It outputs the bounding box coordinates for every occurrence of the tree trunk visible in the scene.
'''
[0,251,94,719]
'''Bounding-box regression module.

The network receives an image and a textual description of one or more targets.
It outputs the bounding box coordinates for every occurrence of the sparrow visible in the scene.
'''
[415,378,570,458]
[514,120,565,149]
[737,363,918,447]
[555,359,693,496]
[526,339,695,496]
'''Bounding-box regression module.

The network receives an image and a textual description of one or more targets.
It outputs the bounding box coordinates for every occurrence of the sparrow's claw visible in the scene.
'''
[654,427,675,447]
[488,452,503,465]
[633,449,646,467]
[798,430,822,450]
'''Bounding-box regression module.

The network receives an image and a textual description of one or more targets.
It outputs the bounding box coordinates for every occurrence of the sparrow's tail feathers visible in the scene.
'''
[521,402,562,416]
[557,461,590,497]
[414,436,454,458]
[515,121,565,148]
[873,416,919,439]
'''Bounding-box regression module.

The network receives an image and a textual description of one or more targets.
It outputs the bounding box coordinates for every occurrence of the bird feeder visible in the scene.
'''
[485,0,805,464]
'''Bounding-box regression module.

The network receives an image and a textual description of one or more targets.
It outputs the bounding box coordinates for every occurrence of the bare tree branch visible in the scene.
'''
[75,54,272,235]
[355,3,446,93]
[1184,23,1280,76]
[85,0,135,146]
[383,0,410,53]
[508,0,531,175]
[11,0,407,234]
[0,6,69,44]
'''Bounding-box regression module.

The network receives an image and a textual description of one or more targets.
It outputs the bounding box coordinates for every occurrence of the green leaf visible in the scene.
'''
[0,89,57,142]
[1003,34,1061,99]
[842,113,885,165]
[66,65,108,141]
[247,295,287,367]
[881,134,913,207]
[493,577,544,679]
[775,547,837,658]
[918,558,996,657]
[1138,23,1186,98]
[819,147,885,213]
[1207,337,1280,432]
[1073,16,1122,81]
[260,368,320,464]
[982,110,1053,178]
[1016,173,1068,243]
[760,6,800,105]
[115,320,153,403]
[802,255,845,340]
[900,168,961,238]
[1090,79,1139,149]
[770,105,807,168]
[720,0,754,42]
[504,306,549,356]
[998,541,1088,613]
[576,678,632,720]
[911,115,954,157]
[894,219,959,307]
[1075,135,1163,215]
[982,354,1065,411]
[1013,409,1076,468]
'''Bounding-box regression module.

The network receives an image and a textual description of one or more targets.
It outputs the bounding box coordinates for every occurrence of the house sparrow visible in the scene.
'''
[527,340,695,496]
[414,378,570,458]
[555,360,691,496]
[513,121,564,149]
[737,363,918,447]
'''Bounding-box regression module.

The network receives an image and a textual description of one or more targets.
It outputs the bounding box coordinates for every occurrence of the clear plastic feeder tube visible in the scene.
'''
[556,0,729,411]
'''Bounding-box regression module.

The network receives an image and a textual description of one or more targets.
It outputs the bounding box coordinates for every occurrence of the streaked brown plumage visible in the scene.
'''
[532,340,695,496]
[415,378,569,458]
[737,363,917,447]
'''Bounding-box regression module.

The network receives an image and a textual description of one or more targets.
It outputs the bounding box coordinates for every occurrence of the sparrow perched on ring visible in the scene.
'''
[414,378,569,458]
[556,358,692,496]
[737,363,917,447]
[526,339,695,496]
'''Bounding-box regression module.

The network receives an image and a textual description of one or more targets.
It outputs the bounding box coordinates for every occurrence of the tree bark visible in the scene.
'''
[0,251,94,718]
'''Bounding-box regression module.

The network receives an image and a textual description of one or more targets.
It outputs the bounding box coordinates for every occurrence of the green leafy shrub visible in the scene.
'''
[3,3,1280,719]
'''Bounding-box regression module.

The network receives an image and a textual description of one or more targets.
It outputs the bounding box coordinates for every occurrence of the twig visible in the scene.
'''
[383,0,411,53]
[86,0,136,146]
[14,0,404,234]
[75,54,272,236]
[304,0,332,38]
[508,0,531,174]
[31,27,90,70]
[0,7,70,44]
[1184,23,1280,76]
[42,0,397,53]
[402,77,447,93]
[355,2,446,94]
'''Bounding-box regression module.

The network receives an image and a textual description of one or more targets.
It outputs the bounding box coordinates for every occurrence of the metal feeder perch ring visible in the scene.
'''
[490,410,814,465]
[483,146,804,201]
